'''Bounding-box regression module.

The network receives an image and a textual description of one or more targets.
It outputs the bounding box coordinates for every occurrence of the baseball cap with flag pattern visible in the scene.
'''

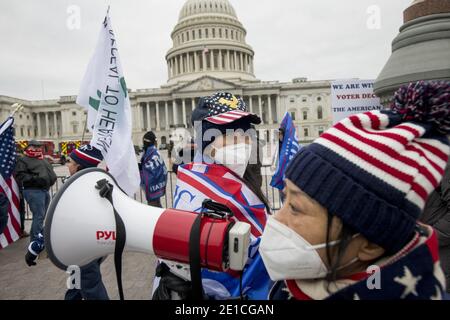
[191,92,261,126]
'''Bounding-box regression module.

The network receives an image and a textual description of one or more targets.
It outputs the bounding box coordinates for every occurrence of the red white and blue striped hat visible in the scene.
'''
[69,144,103,168]
[286,80,450,252]
[192,92,261,126]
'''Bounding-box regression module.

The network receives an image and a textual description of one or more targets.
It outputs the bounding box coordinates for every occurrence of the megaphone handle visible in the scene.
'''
[96,179,127,300]
[189,212,204,300]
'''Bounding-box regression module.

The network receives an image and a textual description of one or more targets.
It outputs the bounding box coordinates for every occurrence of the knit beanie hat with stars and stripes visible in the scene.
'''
[286,80,450,253]
[69,144,103,169]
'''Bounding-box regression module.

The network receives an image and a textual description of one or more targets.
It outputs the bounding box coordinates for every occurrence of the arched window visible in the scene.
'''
[317,106,323,120]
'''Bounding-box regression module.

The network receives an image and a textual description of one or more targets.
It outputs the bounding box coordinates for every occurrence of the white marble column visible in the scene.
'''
[134,104,142,131]
[182,99,187,128]
[249,96,253,113]
[240,52,244,71]
[226,50,230,70]
[36,114,41,138]
[191,98,196,112]
[195,52,199,72]
[202,51,207,71]
[45,112,49,137]
[218,50,223,70]
[168,60,171,78]
[268,95,273,124]
[277,95,282,122]
[146,102,151,130]
[173,100,178,125]
[233,51,237,70]
[258,96,264,124]
[210,50,214,71]
[175,57,179,75]
[53,112,58,137]
[165,101,169,130]
[155,102,161,131]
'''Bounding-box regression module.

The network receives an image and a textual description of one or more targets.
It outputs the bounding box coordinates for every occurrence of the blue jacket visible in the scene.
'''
[140,146,168,201]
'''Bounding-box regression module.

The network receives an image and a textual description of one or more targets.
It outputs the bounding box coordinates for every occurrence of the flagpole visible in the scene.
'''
[0,104,22,136]
[9,103,24,118]
[81,112,88,142]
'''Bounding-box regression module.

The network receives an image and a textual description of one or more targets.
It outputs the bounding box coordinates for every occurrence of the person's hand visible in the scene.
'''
[25,251,37,267]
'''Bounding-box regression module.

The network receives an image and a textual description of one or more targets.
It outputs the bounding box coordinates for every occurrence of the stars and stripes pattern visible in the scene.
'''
[203,92,252,125]
[270,227,447,300]
[315,110,450,213]
[174,163,267,239]
[171,163,271,299]
[0,117,21,249]
[206,109,252,125]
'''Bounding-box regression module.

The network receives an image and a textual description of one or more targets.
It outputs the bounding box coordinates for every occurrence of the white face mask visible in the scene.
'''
[213,143,252,177]
[259,217,358,281]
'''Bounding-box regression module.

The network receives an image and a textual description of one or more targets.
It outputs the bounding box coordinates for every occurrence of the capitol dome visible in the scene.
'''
[165,0,257,86]
[179,0,238,20]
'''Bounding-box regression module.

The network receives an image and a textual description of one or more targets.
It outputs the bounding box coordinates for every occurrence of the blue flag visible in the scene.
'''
[270,112,301,190]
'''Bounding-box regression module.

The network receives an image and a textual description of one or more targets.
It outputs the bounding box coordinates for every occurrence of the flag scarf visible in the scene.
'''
[173,163,271,299]
[270,112,301,190]
[0,117,21,249]
[76,10,139,196]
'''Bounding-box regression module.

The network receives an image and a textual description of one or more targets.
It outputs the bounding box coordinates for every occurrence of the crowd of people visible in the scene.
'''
[7,80,450,300]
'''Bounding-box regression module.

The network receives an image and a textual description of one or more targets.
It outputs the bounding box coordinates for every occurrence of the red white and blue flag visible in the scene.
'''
[0,117,21,249]
[172,163,271,299]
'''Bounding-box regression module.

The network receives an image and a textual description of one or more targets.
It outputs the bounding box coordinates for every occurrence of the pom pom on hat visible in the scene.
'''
[391,80,450,134]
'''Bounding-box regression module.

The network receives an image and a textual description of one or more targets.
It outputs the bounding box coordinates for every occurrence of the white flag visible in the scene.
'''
[76,10,139,196]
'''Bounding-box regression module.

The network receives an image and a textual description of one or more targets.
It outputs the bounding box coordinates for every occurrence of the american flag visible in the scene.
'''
[0,117,21,249]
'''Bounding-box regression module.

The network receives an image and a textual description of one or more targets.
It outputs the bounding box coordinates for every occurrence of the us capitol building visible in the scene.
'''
[0,0,332,147]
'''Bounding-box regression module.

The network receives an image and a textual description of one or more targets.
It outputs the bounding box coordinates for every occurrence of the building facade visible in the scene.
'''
[0,0,333,148]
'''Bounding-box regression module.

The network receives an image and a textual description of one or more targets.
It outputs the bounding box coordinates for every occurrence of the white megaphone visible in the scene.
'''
[44,168,251,273]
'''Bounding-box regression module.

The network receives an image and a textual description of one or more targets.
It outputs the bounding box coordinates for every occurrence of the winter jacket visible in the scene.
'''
[14,156,57,190]
[421,160,450,292]
[140,146,168,201]
[269,225,446,300]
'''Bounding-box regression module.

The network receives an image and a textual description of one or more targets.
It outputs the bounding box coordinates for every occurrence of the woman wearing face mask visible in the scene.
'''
[260,80,450,300]
[152,92,271,300]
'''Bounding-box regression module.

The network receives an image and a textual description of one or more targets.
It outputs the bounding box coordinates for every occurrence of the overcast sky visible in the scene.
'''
[0,0,412,101]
